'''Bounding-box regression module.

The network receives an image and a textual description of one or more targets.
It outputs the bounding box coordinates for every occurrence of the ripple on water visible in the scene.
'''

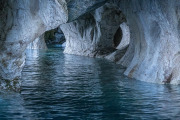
[0,48,180,119]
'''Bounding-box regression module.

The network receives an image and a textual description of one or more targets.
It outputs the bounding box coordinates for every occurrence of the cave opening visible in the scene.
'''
[27,27,66,50]
[45,27,66,48]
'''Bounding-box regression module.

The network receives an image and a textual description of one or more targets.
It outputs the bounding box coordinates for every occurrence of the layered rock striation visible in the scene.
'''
[61,3,125,57]
[0,0,107,90]
[113,0,180,84]
[1,0,180,91]
[27,34,47,50]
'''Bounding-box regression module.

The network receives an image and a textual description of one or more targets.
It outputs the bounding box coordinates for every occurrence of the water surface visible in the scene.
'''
[0,48,180,120]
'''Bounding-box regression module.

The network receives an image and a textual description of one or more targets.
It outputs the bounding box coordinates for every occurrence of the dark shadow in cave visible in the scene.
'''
[44,27,66,48]
[113,27,123,48]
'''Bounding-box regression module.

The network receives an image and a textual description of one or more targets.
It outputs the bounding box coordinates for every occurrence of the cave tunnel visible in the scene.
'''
[27,27,66,50]
[1,0,180,119]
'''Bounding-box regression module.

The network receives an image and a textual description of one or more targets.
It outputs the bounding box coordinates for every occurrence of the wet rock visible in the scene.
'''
[27,34,47,49]
[112,0,180,84]
[0,0,108,90]
[66,0,108,22]
[0,0,68,90]
[61,3,125,57]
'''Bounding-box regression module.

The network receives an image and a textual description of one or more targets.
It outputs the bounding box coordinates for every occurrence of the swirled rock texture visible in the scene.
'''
[61,3,125,57]
[66,0,108,22]
[111,0,180,84]
[0,0,109,90]
[0,0,68,90]
[2,0,180,91]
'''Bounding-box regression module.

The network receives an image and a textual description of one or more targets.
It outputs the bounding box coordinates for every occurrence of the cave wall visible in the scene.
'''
[27,34,47,49]
[66,0,108,22]
[1,0,180,89]
[61,3,125,57]
[0,0,108,90]
[117,22,130,50]
[112,0,180,84]
[0,0,68,84]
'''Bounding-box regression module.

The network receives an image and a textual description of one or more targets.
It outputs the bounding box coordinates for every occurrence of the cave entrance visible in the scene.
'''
[45,27,66,48]
[27,27,66,50]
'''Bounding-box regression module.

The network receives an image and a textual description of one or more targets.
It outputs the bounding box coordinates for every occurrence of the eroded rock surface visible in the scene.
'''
[66,0,108,22]
[117,22,130,50]
[2,0,180,91]
[61,3,125,57]
[0,0,68,90]
[27,34,47,49]
[111,0,180,84]
[0,0,108,90]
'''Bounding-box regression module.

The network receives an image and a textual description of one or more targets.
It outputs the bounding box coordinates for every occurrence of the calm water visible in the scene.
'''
[0,48,180,120]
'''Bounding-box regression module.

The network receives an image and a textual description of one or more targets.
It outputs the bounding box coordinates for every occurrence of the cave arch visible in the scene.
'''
[27,27,66,50]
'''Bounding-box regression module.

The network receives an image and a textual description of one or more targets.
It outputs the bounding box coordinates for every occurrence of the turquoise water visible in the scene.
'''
[0,48,180,119]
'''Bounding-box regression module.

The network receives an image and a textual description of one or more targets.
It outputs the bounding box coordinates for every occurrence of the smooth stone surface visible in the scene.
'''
[117,22,130,50]
[61,3,125,57]
[27,34,47,49]
[66,0,108,22]
[0,0,108,87]
[0,0,68,83]
[112,0,180,84]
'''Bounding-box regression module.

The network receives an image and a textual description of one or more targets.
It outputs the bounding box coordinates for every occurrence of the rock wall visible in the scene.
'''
[66,0,108,22]
[0,0,109,90]
[27,34,47,49]
[0,0,68,88]
[2,0,180,90]
[117,22,130,50]
[112,0,180,84]
[105,22,130,62]
[61,3,125,57]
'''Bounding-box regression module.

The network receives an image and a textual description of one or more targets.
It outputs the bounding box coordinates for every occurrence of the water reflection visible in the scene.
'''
[0,48,180,119]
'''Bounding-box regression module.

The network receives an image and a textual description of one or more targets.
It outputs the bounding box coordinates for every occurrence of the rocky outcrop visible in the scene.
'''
[111,0,180,84]
[61,3,125,57]
[27,34,47,49]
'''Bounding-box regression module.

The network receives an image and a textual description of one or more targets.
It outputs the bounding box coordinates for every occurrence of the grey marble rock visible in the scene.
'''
[61,3,125,57]
[112,0,180,84]
[26,34,47,49]
[66,0,108,22]
[0,0,108,90]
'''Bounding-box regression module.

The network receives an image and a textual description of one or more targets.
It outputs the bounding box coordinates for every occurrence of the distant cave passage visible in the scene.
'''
[27,27,66,49]
[44,27,66,46]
